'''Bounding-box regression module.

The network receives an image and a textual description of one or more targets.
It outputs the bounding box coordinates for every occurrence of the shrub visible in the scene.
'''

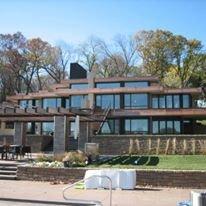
[36,153,53,162]
[63,151,88,167]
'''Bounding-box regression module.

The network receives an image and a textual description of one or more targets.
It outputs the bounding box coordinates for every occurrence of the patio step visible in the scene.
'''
[0,175,17,180]
[0,170,16,175]
[0,166,17,171]
[0,162,18,180]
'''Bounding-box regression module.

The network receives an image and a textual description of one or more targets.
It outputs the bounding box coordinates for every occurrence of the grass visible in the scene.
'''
[89,155,206,171]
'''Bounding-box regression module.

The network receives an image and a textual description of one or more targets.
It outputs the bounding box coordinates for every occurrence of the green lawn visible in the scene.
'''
[89,155,206,170]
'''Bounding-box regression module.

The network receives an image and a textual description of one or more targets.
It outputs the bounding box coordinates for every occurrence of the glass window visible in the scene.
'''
[96,95,101,108]
[114,95,120,109]
[152,121,159,134]
[71,95,88,108]
[70,83,88,89]
[96,82,120,89]
[43,98,61,109]
[124,94,148,109]
[124,81,148,88]
[159,121,166,134]
[152,96,158,108]
[19,100,35,108]
[159,95,166,108]
[19,100,28,108]
[153,119,181,134]
[167,121,173,134]
[5,122,14,129]
[27,122,35,134]
[125,119,130,133]
[65,98,70,108]
[125,119,148,134]
[35,100,41,107]
[166,95,173,108]
[42,122,54,135]
[173,95,180,108]
[70,122,75,136]
[124,94,131,108]
[101,119,119,134]
[183,94,190,108]
[102,95,113,109]
[174,121,181,134]
[95,95,120,109]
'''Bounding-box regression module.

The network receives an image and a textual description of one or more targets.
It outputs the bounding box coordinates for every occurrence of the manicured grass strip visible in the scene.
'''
[91,155,206,170]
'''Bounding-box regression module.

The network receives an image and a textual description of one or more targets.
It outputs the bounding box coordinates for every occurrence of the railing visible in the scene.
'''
[63,175,112,206]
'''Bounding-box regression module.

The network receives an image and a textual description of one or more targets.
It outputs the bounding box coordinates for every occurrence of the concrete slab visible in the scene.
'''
[0,180,193,206]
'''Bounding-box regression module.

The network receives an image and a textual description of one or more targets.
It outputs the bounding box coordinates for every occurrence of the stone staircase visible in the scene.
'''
[0,162,17,180]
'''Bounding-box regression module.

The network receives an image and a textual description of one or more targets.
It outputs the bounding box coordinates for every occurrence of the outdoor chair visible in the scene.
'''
[9,145,22,160]
[0,146,4,159]
[21,146,32,159]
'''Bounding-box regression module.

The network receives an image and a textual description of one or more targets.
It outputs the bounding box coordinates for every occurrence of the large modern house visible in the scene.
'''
[0,63,206,155]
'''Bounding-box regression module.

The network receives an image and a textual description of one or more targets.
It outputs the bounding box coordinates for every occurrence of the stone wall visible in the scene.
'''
[17,166,86,182]
[136,170,206,188]
[91,135,206,155]
[17,166,206,188]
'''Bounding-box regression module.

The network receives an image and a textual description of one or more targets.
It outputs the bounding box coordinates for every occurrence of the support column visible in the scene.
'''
[14,122,27,145]
[78,121,88,151]
[53,116,68,155]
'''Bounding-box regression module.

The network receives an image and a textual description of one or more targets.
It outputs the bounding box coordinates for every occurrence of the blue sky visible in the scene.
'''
[0,0,205,46]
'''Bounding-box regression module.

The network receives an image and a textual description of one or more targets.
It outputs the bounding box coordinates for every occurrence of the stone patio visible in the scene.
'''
[0,180,193,206]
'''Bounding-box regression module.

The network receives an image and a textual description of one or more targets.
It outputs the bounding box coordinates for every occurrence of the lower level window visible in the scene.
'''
[125,119,148,134]
[152,120,181,134]
[42,122,54,135]
[5,122,14,129]
[101,119,119,134]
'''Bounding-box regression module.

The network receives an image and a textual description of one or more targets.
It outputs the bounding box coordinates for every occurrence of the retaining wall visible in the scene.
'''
[17,166,206,188]
[91,135,206,155]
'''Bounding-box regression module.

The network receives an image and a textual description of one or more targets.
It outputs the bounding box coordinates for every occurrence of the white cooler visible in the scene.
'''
[84,169,136,190]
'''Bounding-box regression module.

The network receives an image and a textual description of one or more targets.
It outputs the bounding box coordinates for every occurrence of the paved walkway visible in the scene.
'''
[0,180,194,206]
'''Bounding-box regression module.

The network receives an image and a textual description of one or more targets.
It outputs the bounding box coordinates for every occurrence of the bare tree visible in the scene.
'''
[78,37,101,72]
[98,35,138,77]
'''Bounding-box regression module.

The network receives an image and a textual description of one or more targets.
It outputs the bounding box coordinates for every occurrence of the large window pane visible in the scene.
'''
[125,94,148,108]
[159,121,166,134]
[96,95,101,108]
[173,95,180,108]
[124,94,130,108]
[70,83,88,89]
[96,82,120,89]
[125,119,148,134]
[65,98,70,108]
[19,100,27,108]
[101,119,119,134]
[43,98,61,109]
[96,94,120,109]
[174,121,181,134]
[152,121,159,134]
[102,95,113,108]
[71,95,88,108]
[167,121,173,134]
[166,95,173,108]
[125,119,130,133]
[42,122,54,135]
[183,94,190,108]
[124,81,148,88]
[114,95,120,109]
[152,96,158,108]
[159,95,166,108]
[70,122,75,136]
